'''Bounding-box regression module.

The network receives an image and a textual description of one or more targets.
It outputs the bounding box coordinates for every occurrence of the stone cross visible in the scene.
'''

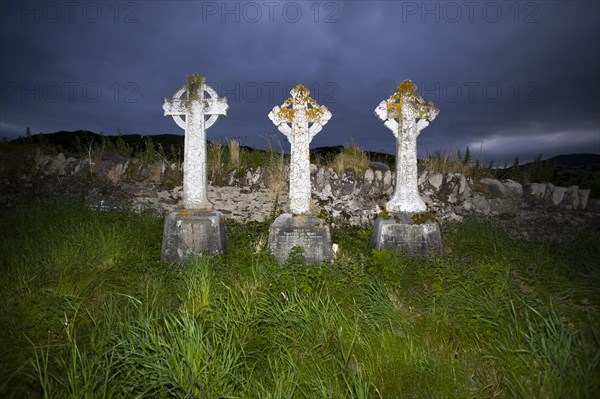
[268,84,332,215]
[163,75,228,209]
[374,80,439,213]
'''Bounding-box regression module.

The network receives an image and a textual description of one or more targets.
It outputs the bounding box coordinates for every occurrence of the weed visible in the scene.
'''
[330,143,370,177]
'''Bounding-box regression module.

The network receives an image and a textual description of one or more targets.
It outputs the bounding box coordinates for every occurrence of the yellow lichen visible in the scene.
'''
[410,212,438,225]
[385,79,437,120]
[377,209,392,220]
[275,84,327,122]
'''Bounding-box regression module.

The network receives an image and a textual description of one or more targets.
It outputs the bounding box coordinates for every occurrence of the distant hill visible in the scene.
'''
[541,153,600,167]
[11,130,185,155]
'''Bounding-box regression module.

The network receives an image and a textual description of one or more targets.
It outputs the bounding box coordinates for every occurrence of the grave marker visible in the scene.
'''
[161,75,228,262]
[163,75,228,209]
[267,84,333,263]
[371,80,443,256]
[268,84,332,215]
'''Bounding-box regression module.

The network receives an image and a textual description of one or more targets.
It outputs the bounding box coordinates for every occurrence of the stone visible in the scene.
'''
[161,75,228,261]
[383,170,392,190]
[163,75,228,209]
[268,213,333,264]
[50,153,67,175]
[268,84,332,215]
[161,210,226,262]
[456,174,468,195]
[444,212,463,223]
[551,186,566,206]
[477,179,522,216]
[544,183,555,202]
[368,161,390,172]
[315,167,326,191]
[374,80,439,213]
[578,189,591,210]
[371,80,442,256]
[374,170,384,190]
[363,168,374,184]
[341,170,356,196]
[528,183,547,200]
[502,179,523,201]
[418,170,428,187]
[563,186,580,209]
[472,195,490,215]
[267,84,333,263]
[479,178,507,198]
[370,212,443,256]
[462,198,474,212]
[428,172,444,191]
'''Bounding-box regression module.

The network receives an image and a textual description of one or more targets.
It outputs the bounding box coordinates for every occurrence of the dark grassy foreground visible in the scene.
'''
[0,203,599,398]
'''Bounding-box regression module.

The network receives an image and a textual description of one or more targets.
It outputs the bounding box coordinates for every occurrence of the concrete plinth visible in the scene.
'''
[161,210,226,262]
[370,212,443,256]
[268,213,332,264]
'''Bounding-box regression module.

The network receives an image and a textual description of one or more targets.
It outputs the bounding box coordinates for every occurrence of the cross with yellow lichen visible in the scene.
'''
[268,84,332,215]
[374,80,439,213]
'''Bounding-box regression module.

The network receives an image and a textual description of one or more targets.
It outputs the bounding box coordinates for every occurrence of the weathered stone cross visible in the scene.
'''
[163,75,228,209]
[374,80,439,213]
[268,84,332,215]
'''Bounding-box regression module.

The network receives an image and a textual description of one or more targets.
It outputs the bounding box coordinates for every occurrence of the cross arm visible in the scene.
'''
[204,98,229,116]
[374,100,399,137]
[309,106,332,140]
[268,107,292,140]
[163,99,188,116]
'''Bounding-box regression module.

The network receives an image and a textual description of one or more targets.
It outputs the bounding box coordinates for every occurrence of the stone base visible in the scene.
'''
[268,213,332,264]
[161,210,226,262]
[370,213,443,256]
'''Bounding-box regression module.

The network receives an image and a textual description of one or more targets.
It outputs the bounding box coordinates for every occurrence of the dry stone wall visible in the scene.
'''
[1,153,599,241]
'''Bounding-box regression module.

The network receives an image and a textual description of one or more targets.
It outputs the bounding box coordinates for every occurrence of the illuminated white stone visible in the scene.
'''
[374,80,439,213]
[269,84,332,215]
[163,75,228,209]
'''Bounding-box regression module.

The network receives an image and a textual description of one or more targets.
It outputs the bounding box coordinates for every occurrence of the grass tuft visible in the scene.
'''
[330,143,370,177]
[0,204,598,398]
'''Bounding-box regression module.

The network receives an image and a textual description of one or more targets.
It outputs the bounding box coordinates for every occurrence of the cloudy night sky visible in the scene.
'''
[1,0,598,164]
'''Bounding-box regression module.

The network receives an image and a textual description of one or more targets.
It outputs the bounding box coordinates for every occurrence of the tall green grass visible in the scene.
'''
[0,203,598,398]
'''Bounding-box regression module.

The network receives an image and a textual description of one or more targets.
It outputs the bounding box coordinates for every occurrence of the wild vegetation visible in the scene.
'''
[4,132,598,198]
[0,202,598,398]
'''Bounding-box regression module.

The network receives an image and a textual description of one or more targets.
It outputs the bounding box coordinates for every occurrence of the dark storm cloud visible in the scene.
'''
[1,0,598,163]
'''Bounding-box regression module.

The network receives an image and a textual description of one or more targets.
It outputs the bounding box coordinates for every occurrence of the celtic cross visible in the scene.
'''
[268,84,332,215]
[374,80,439,213]
[163,75,228,209]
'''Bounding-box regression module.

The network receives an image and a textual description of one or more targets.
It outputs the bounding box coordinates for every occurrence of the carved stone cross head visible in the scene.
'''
[163,75,228,131]
[374,79,439,138]
[268,84,332,143]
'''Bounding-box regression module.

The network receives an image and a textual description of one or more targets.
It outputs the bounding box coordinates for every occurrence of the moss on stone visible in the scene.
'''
[186,74,205,102]
[410,212,438,225]
[377,209,392,219]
